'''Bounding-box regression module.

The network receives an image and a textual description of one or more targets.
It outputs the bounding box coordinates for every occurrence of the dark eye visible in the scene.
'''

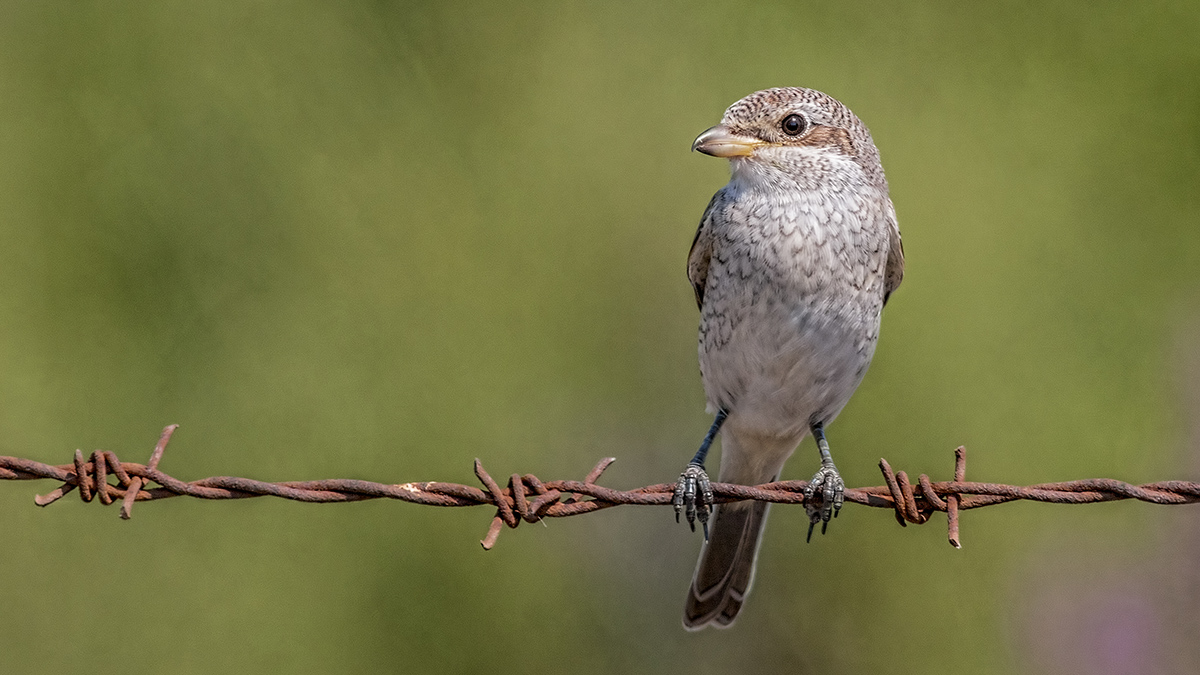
[781,114,807,136]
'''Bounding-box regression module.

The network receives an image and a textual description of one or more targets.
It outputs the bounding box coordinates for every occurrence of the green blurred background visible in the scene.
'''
[1,1,1198,673]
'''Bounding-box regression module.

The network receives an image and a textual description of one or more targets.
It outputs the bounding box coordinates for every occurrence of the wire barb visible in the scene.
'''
[4,427,1200,549]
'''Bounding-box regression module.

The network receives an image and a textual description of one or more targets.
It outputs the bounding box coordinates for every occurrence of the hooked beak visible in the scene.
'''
[691,124,763,157]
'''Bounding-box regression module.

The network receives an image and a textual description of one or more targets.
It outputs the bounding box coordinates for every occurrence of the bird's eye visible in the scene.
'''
[781,114,807,136]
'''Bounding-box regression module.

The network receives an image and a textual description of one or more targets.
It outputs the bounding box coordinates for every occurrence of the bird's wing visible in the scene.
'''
[883,203,904,305]
[687,194,721,309]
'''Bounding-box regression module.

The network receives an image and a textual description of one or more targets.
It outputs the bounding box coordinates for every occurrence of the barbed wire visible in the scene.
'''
[3,425,1199,550]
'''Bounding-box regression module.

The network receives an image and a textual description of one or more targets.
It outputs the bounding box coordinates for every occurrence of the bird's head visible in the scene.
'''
[692,87,883,187]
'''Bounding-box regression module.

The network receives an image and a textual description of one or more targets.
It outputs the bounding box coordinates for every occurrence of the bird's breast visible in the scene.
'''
[708,181,891,309]
[696,179,892,423]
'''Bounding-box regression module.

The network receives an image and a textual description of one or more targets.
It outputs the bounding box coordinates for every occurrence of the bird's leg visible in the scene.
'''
[803,422,845,542]
[672,408,727,539]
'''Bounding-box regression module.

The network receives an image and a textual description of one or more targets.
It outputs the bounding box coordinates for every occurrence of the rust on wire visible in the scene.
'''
[3,425,1200,550]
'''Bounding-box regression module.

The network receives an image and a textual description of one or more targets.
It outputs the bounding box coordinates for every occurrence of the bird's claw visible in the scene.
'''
[672,463,713,539]
[803,460,844,542]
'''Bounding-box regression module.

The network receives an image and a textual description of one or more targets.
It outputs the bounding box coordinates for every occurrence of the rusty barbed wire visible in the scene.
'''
[3,425,1200,550]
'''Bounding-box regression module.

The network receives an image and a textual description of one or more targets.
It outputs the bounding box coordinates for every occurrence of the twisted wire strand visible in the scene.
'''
[3,425,1199,549]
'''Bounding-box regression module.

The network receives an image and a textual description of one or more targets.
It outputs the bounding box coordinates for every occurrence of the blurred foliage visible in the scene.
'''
[1,1,1199,673]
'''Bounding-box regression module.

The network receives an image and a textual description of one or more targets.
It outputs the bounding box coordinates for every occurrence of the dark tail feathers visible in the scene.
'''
[682,499,770,629]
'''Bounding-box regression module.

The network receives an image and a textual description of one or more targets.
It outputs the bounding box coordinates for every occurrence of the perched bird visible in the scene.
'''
[672,87,904,629]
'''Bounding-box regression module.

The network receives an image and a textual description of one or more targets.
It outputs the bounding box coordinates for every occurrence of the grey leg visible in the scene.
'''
[672,409,727,539]
[803,422,845,542]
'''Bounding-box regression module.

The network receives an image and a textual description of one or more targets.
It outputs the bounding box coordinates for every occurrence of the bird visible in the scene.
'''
[671,87,904,630]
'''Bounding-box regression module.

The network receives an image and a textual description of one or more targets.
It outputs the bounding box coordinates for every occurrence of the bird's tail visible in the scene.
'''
[682,428,791,630]
[682,498,771,629]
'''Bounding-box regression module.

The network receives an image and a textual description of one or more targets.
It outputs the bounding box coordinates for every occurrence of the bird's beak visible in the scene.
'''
[691,125,762,157]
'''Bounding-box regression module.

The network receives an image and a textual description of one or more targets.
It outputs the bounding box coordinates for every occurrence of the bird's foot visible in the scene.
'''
[804,459,844,542]
[672,463,713,539]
